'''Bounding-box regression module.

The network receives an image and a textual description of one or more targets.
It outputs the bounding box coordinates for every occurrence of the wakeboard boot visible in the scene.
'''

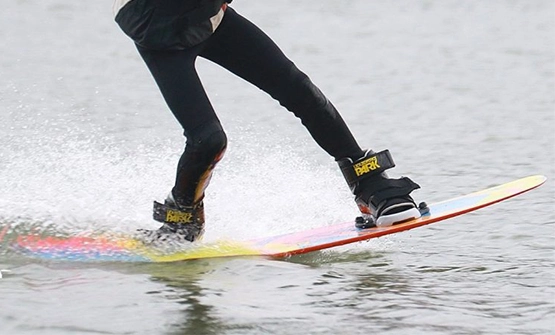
[140,126,227,244]
[147,193,206,243]
[338,149,423,228]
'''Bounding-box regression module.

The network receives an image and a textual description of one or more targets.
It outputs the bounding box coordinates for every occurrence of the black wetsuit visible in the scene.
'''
[115,0,364,205]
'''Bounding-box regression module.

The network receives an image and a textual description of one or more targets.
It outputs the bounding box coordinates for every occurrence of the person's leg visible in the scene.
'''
[200,8,363,161]
[136,45,227,241]
[200,8,420,227]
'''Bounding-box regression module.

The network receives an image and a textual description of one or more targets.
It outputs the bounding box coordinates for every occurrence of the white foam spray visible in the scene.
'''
[0,124,355,241]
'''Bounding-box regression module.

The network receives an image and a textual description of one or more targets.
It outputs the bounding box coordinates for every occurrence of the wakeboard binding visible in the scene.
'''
[139,194,205,243]
[338,149,425,228]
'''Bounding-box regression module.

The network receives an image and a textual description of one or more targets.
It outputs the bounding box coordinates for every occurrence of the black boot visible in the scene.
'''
[140,125,226,244]
[139,192,205,243]
[338,149,421,228]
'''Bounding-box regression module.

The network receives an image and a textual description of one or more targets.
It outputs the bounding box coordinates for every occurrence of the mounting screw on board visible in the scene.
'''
[355,216,376,229]
[418,202,430,215]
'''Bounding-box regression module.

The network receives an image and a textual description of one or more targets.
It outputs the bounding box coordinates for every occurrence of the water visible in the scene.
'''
[1,0,554,334]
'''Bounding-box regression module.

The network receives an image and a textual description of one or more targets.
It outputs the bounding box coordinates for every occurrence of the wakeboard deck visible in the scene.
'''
[10,175,547,263]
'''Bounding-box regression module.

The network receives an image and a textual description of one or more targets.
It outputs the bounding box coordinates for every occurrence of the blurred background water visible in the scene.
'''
[0,1,554,334]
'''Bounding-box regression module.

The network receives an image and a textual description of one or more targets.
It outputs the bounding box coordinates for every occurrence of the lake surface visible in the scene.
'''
[1,1,554,334]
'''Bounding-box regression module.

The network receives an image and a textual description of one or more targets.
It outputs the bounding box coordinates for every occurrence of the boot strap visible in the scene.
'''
[339,150,395,186]
[358,177,420,208]
[153,201,201,224]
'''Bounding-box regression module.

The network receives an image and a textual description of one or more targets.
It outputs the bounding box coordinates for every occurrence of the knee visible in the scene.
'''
[201,129,227,161]
[275,65,330,115]
[186,123,227,163]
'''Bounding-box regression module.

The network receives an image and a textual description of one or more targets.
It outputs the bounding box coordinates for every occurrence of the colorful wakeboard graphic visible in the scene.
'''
[9,175,547,263]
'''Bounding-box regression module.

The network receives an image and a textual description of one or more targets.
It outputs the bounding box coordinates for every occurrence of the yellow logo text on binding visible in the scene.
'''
[166,210,193,223]
[353,156,381,177]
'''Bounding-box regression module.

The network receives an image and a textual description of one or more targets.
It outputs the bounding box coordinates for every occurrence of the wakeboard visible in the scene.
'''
[7,175,547,263]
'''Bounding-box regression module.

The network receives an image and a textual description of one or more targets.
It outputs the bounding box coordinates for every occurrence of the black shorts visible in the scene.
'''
[116,0,229,50]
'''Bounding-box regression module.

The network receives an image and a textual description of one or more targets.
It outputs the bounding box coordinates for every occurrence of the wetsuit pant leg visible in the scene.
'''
[199,8,364,161]
[136,45,227,205]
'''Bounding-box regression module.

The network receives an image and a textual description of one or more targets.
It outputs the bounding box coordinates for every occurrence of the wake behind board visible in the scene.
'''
[10,175,547,263]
